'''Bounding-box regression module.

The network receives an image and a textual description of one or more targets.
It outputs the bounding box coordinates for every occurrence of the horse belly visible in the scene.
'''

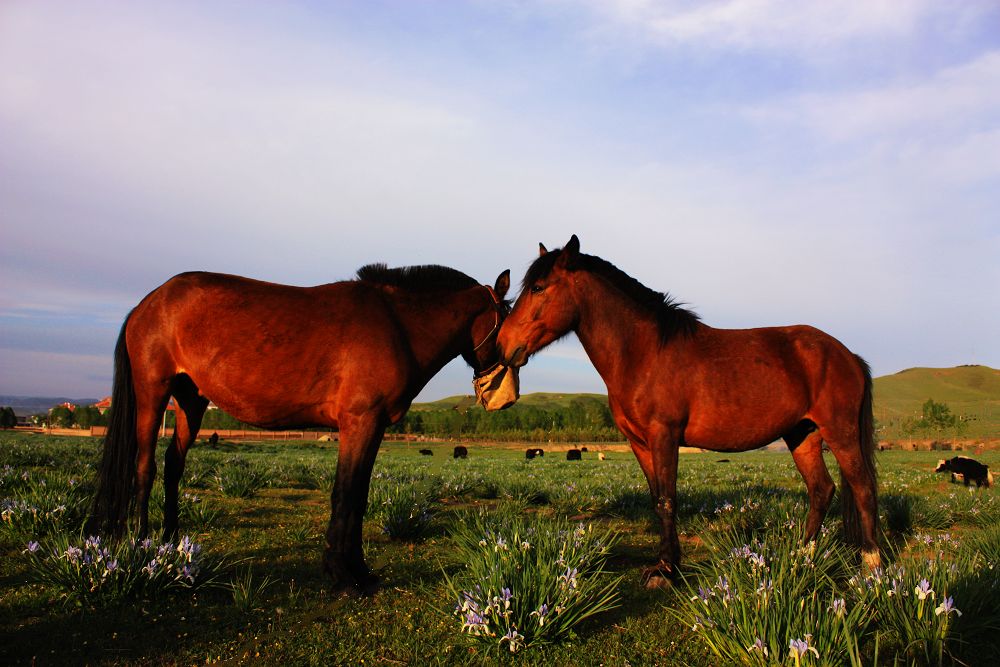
[683,395,804,452]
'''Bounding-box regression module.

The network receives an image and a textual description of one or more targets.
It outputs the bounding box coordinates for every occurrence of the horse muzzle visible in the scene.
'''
[500,344,529,368]
[473,363,520,411]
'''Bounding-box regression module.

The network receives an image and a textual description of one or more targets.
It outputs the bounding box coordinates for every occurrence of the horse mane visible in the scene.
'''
[355,264,479,292]
[523,249,700,344]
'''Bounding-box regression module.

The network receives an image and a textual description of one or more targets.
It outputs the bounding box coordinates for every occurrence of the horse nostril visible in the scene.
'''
[508,345,527,367]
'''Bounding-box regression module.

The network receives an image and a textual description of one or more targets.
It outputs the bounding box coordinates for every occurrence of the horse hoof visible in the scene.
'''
[640,561,677,589]
[354,573,381,596]
[644,575,673,590]
[323,557,380,596]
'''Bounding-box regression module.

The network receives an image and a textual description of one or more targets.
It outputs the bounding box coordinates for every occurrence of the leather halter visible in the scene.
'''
[472,285,504,352]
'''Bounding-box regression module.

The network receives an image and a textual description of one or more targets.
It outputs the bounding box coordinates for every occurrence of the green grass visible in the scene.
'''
[3,433,1000,665]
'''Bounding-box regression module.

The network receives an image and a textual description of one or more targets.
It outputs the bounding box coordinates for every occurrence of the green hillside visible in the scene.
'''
[873,365,1000,438]
[411,366,1000,440]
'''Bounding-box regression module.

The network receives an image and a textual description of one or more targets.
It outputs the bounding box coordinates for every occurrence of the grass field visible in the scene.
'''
[3,433,1000,665]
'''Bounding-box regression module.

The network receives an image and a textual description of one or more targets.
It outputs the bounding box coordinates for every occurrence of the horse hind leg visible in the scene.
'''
[821,423,880,570]
[162,375,209,542]
[784,424,835,543]
[133,383,171,538]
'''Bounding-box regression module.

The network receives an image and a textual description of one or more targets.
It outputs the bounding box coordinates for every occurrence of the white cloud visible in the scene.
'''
[567,0,986,55]
[744,50,1000,144]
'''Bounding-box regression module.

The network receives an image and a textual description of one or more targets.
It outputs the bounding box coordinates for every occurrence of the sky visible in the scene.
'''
[1,0,998,403]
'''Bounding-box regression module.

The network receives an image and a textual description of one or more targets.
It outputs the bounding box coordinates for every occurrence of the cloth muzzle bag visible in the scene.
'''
[472,363,520,411]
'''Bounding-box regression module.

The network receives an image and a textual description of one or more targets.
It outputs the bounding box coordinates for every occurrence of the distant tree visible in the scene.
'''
[0,407,17,429]
[74,406,105,429]
[921,398,958,433]
[49,405,74,428]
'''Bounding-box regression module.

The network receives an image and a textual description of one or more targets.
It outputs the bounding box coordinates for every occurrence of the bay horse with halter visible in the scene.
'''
[498,235,879,587]
[89,264,517,593]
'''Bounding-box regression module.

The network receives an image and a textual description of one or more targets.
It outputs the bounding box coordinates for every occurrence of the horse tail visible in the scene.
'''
[88,312,137,537]
[841,354,878,545]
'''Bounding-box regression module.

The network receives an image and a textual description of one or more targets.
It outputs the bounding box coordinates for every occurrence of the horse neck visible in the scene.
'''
[572,274,665,392]
[388,287,486,383]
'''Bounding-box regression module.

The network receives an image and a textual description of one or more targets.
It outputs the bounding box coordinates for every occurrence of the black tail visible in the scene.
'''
[87,313,137,537]
[841,355,878,545]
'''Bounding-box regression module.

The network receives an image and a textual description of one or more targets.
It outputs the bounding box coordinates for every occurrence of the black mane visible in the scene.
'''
[355,264,479,292]
[523,249,700,344]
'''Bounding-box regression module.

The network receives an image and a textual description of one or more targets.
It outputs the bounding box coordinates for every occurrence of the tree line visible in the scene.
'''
[5,396,628,442]
[388,397,624,442]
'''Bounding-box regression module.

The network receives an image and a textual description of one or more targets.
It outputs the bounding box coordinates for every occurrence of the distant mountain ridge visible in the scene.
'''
[0,396,101,417]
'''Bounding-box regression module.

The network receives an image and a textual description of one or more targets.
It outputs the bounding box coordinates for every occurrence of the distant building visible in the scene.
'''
[91,397,218,413]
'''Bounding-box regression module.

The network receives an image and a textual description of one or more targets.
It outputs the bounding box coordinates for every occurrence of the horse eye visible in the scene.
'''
[530,284,544,294]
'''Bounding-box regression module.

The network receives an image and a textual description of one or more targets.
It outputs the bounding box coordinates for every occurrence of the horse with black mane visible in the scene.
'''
[89,264,516,593]
[498,235,879,587]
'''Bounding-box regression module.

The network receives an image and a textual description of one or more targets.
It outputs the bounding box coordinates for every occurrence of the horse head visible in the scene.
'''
[468,269,519,411]
[498,234,582,368]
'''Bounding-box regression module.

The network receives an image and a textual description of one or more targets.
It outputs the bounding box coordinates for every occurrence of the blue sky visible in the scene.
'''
[1,0,998,401]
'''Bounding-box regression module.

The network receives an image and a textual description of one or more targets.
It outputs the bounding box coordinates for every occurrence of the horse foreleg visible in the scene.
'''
[787,430,835,542]
[162,388,208,542]
[323,414,385,594]
[639,432,681,588]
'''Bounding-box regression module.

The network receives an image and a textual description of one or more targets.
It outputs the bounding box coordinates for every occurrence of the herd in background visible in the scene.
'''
[414,444,609,461]
[417,447,993,488]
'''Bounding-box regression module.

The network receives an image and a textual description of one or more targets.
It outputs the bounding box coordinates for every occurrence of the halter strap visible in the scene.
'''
[472,285,503,352]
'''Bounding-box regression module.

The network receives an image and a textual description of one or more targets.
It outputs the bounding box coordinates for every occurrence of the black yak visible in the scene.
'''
[935,456,993,488]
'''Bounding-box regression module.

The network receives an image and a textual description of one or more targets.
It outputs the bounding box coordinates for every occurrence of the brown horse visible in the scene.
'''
[89,264,513,592]
[497,235,879,587]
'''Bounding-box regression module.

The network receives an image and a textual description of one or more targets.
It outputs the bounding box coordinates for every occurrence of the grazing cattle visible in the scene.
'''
[597,452,606,461]
[208,432,219,446]
[717,459,730,463]
[566,448,582,461]
[935,457,993,488]
[419,449,433,456]
[580,446,589,453]
[454,445,468,459]
[525,448,545,459]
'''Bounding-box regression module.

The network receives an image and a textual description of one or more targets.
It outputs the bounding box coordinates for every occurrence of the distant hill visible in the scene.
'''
[0,396,101,417]
[412,366,1000,439]
[872,365,1000,438]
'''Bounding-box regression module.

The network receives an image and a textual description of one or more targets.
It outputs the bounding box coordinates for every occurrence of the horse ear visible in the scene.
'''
[493,269,510,299]
[565,234,580,256]
[556,234,580,268]
[538,243,548,256]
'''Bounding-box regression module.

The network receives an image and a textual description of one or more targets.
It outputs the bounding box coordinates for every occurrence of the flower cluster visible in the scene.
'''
[449,516,621,654]
[23,532,213,605]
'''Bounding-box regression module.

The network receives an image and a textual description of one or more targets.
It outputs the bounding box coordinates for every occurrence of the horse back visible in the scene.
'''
[125,272,414,427]
[617,324,866,451]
